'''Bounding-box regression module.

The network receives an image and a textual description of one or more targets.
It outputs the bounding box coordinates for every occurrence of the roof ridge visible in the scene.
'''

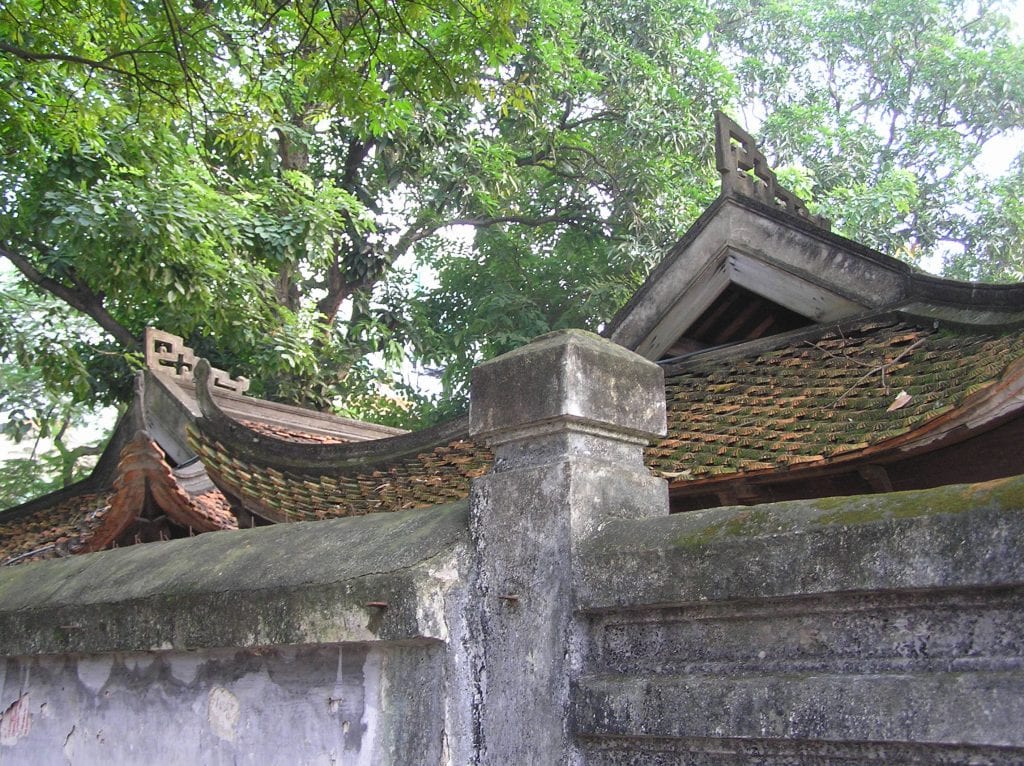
[193,359,471,471]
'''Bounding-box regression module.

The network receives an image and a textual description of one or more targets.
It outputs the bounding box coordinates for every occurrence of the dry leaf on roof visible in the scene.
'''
[887,390,913,412]
[658,470,693,479]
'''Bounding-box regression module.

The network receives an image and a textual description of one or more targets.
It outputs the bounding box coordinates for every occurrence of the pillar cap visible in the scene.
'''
[469,330,666,446]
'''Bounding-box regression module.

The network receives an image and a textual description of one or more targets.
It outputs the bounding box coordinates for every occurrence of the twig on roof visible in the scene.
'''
[803,337,875,369]
[834,337,929,408]
[2,544,57,567]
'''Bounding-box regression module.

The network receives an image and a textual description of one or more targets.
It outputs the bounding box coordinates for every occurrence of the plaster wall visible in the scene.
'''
[0,643,442,766]
[0,503,467,765]
[2,332,1023,765]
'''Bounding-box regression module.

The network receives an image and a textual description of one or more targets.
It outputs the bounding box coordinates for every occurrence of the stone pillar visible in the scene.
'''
[467,329,667,764]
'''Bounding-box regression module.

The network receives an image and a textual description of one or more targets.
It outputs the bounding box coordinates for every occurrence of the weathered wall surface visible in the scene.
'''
[0,502,467,765]
[0,643,441,765]
[0,501,468,656]
[574,475,1024,764]
[3,331,1024,765]
[465,329,668,765]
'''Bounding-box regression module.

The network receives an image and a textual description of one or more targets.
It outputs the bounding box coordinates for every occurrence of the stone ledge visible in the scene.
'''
[575,669,1024,746]
[585,586,1024,676]
[579,735,1024,765]
[0,502,468,655]
[577,475,1024,609]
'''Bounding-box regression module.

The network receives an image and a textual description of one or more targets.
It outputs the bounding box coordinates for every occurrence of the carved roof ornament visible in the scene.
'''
[714,111,831,231]
[86,430,237,551]
[144,327,250,395]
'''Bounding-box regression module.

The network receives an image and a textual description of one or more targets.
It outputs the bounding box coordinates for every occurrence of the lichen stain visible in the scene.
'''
[674,509,786,548]
[0,693,31,746]
[208,686,241,742]
[673,475,1024,542]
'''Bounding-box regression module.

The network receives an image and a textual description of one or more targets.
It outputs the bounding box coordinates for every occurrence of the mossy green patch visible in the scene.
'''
[816,475,1024,527]
[673,523,720,549]
[673,508,791,548]
[722,508,777,536]
[671,475,1024,547]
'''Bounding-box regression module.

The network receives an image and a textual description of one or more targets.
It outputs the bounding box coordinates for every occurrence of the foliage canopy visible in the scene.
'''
[1,0,1022,503]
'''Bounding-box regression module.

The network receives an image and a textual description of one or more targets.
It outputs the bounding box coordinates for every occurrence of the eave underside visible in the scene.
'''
[669,411,1024,512]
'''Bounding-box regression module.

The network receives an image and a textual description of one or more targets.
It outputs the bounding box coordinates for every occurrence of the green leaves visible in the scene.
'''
[712,0,1024,267]
[0,271,124,504]
[944,157,1024,282]
[1,0,1022,457]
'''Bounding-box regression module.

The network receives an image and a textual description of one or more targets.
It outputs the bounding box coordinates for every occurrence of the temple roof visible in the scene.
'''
[0,330,405,564]
[175,310,1024,524]
[607,113,1024,361]
[655,314,1024,506]
[3,114,1024,565]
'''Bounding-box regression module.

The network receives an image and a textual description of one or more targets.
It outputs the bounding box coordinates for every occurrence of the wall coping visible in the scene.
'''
[0,502,468,656]
[577,475,1024,610]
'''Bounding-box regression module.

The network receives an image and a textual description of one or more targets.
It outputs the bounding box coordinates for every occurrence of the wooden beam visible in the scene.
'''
[859,464,894,493]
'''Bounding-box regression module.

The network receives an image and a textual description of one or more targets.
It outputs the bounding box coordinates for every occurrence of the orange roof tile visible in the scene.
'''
[1,432,237,566]
[0,492,111,566]
[87,432,236,552]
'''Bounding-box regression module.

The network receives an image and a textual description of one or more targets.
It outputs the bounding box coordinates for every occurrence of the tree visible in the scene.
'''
[0,271,120,505]
[945,156,1024,281]
[402,0,1024,410]
[1,0,731,423]
[394,0,736,407]
[1,0,516,406]
[1,0,1022,474]
[709,0,1024,274]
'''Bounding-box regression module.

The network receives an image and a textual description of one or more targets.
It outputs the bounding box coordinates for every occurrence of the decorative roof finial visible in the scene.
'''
[714,111,831,231]
[144,328,250,395]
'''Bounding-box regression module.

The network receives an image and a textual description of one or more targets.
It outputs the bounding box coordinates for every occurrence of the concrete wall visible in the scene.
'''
[0,502,468,765]
[2,330,1023,765]
[574,476,1024,764]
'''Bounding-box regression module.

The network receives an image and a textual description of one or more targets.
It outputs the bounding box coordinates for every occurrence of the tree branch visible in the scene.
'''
[53,413,105,487]
[833,337,928,407]
[0,245,140,351]
[560,109,622,131]
[442,212,603,228]
[342,136,374,189]
[0,39,174,87]
[0,38,181,107]
[381,207,604,263]
[314,252,354,322]
[0,39,130,74]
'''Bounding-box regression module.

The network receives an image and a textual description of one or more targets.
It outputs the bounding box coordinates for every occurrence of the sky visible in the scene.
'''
[957,0,1024,178]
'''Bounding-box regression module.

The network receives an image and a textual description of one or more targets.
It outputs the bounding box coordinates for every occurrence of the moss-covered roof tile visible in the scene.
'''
[179,318,1024,522]
[5,316,1024,559]
[649,319,1024,480]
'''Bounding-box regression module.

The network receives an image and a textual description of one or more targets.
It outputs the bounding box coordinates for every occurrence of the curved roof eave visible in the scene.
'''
[192,359,471,473]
